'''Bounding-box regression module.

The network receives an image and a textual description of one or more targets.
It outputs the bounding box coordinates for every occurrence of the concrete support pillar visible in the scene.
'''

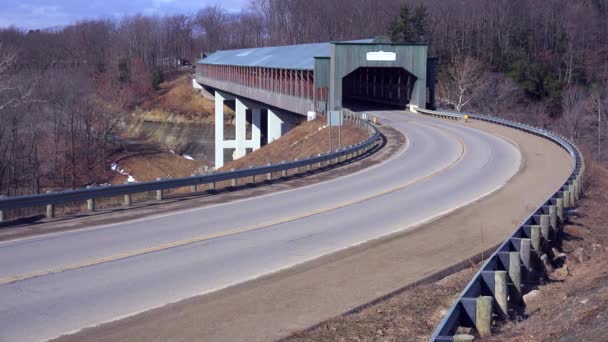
[252,108,261,151]
[268,108,284,143]
[215,91,225,169]
[476,296,493,337]
[235,98,247,159]
[495,270,508,319]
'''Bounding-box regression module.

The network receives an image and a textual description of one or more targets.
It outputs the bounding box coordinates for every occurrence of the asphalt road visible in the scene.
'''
[0,111,521,342]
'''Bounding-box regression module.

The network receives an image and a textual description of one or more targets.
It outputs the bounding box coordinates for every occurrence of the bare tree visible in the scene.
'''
[437,56,484,112]
[561,85,588,141]
[587,85,608,161]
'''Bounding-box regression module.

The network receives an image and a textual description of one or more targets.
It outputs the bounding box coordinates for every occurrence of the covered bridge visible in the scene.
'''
[194,37,435,168]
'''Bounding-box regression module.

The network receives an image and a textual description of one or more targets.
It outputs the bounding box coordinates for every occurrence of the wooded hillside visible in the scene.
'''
[1,0,607,196]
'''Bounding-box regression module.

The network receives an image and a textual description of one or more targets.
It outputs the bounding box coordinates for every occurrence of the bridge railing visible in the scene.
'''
[0,113,381,222]
[417,107,584,341]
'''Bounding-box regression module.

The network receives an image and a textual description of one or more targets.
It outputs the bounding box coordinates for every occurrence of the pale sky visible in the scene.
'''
[0,0,249,30]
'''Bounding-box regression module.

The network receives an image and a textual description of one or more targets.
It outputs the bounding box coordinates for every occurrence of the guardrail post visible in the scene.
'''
[267,163,272,180]
[509,251,522,304]
[281,162,287,177]
[191,184,198,192]
[573,179,580,201]
[563,191,571,208]
[209,180,216,190]
[87,198,95,211]
[476,296,493,337]
[495,270,508,319]
[520,238,532,281]
[156,178,163,201]
[568,185,576,207]
[0,209,4,222]
[549,205,557,237]
[86,186,96,211]
[124,193,132,206]
[317,154,322,168]
[295,158,301,173]
[531,225,541,253]
[556,198,564,224]
[231,169,237,187]
[46,190,55,218]
[540,215,550,245]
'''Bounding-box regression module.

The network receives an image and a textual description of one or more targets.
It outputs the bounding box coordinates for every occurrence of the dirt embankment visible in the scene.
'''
[481,161,608,341]
[289,160,608,342]
[221,119,369,171]
[110,75,224,183]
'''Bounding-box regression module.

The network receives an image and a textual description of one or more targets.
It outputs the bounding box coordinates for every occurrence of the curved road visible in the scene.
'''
[0,111,521,342]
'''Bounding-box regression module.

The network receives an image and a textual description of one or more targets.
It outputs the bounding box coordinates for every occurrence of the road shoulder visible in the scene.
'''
[53,118,572,342]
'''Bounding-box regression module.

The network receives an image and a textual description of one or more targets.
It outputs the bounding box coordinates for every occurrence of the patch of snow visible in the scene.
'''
[169,150,176,154]
[110,161,137,183]
[183,154,195,160]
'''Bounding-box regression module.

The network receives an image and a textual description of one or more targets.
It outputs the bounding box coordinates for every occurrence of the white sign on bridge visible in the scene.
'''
[366,51,397,61]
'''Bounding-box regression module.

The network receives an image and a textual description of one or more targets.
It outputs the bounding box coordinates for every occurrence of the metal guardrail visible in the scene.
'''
[0,112,381,220]
[417,107,585,341]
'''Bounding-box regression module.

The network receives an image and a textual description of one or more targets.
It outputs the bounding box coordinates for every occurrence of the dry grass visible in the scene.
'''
[110,152,203,184]
[221,118,369,171]
[286,267,478,342]
[139,75,233,124]
[483,160,608,342]
[286,161,608,342]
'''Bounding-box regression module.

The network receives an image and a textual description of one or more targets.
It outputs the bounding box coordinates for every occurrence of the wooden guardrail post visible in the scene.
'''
[281,162,287,177]
[476,296,493,337]
[556,198,564,224]
[495,270,508,319]
[549,205,557,238]
[563,190,571,208]
[86,186,96,211]
[509,251,522,304]
[520,238,532,281]
[540,214,550,244]
[156,178,164,201]
[231,169,237,187]
[191,184,198,193]
[267,163,272,181]
[46,190,55,218]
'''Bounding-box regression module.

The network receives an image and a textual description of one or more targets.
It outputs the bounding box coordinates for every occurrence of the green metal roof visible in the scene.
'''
[197,39,375,70]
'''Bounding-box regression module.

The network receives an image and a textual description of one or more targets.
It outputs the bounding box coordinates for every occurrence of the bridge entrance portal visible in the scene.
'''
[341,67,417,110]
